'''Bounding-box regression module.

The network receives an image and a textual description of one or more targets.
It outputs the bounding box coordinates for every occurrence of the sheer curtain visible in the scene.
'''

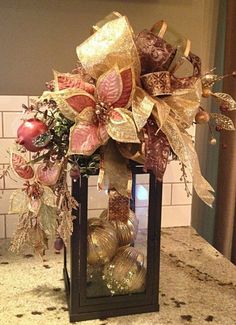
[214,0,236,264]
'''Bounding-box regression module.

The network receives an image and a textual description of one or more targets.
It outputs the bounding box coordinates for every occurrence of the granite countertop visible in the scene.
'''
[0,227,236,325]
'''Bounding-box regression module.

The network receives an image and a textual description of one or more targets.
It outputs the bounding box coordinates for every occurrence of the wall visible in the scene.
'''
[0,0,219,95]
[0,0,220,238]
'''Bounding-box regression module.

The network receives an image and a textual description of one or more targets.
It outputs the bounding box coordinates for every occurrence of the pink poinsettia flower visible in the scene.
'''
[48,66,140,156]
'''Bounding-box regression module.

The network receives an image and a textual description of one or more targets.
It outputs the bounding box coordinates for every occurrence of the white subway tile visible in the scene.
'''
[161,205,191,227]
[172,183,193,205]
[6,214,19,238]
[163,161,182,183]
[163,160,192,183]
[28,96,40,103]
[3,112,23,138]
[0,96,27,112]
[162,184,171,205]
[0,214,5,238]
[4,166,25,189]
[0,189,14,214]
[0,139,14,164]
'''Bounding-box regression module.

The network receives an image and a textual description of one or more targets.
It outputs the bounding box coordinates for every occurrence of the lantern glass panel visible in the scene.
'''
[85,174,150,298]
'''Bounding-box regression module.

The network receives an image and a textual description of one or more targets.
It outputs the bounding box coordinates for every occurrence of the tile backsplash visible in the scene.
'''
[0,96,193,238]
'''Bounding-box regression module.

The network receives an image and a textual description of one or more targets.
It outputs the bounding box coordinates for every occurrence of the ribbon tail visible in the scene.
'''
[154,112,214,207]
[103,139,131,197]
[181,133,215,207]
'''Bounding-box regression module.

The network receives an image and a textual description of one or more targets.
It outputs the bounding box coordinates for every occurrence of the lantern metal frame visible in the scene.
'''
[63,163,162,322]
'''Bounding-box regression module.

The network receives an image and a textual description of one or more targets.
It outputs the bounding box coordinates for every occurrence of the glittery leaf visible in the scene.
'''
[36,163,61,186]
[11,153,34,180]
[212,92,236,111]
[41,186,57,207]
[9,190,29,214]
[54,70,95,94]
[39,203,57,233]
[210,113,235,130]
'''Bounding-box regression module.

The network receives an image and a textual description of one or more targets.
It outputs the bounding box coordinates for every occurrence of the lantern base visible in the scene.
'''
[69,305,159,323]
[63,266,159,322]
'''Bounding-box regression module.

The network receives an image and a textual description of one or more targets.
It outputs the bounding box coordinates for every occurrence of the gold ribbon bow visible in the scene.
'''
[77,13,214,206]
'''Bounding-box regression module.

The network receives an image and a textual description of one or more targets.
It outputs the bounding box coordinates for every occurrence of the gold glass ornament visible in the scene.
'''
[100,209,139,246]
[87,218,118,265]
[103,246,146,295]
[195,110,210,124]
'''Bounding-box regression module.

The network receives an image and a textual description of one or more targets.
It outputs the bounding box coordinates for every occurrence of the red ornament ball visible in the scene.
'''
[70,165,81,181]
[215,125,222,132]
[16,118,48,152]
[54,238,64,251]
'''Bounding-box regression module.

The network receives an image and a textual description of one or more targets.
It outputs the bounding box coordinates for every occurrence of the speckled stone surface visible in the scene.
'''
[0,227,236,325]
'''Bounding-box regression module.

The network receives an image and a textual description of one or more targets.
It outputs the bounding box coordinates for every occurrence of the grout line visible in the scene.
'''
[0,110,22,113]
[170,183,173,205]
[1,112,3,138]
[162,204,192,207]
[2,164,5,190]
[4,214,6,238]
[0,137,16,140]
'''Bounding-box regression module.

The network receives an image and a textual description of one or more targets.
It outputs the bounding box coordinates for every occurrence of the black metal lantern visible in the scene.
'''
[63,163,162,322]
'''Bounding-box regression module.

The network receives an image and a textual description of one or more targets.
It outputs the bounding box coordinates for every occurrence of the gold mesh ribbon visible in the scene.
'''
[76,14,141,82]
[100,139,132,198]
[76,13,214,207]
[133,87,215,207]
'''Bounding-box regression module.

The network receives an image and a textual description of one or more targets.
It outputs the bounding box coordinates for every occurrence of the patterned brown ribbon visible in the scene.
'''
[135,29,201,92]
[141,71,171,96]
[143,119,171,181]
[108,189,130,222]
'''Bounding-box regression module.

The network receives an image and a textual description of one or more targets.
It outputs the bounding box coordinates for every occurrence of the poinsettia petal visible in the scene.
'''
[109,109,127,124]
[106,108,140,143]
[66,94,96,114]
[11,152,34,180]
[96,67,122,105]
[54,71,95,94]
[76,106,97,124]
[113,67,134,108]
[68,123,104,156]
[40,89,96,122]
[98,124,110,143]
